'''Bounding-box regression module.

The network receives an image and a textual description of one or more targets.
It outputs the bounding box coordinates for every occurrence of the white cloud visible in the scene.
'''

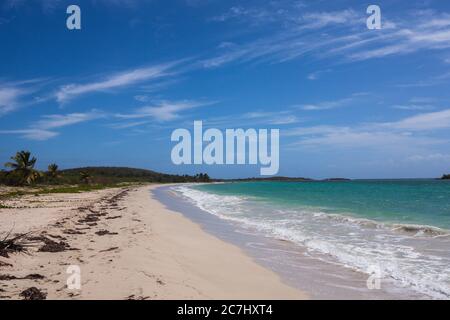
[298,93,367,111]
[382,109,450,131]
[33,110,105,130]
[299,9,360,30]
[306,69,332,80]
[392,104,434,111]
[296,130,440,149]
[285,110,450,154]
[204,7,450,69]
[0,129,59,141]
[109,120,150,129]
[0,110,104,140]
[56,62,178,103]
[116,100,216,122]
[0,86,24,115]
[347,15,450,61]
[242,110,301,125]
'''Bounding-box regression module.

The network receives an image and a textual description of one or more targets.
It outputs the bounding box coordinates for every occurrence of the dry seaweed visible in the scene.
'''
[0,231,35,258]
[20,287,47,300]
[95,230,118,236]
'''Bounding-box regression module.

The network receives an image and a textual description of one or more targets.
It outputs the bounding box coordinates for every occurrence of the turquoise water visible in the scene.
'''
[196,180,450,229]
[174,180,450,299]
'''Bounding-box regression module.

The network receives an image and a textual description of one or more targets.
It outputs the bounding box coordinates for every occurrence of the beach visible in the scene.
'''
[0,184,306,300]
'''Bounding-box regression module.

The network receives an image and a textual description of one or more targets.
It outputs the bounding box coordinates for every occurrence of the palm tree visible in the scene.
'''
[47,163,59,179]
[4,151,41,185]
[80,171,91,184]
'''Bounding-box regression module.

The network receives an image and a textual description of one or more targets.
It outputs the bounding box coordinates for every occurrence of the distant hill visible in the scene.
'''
[59,167,210,184]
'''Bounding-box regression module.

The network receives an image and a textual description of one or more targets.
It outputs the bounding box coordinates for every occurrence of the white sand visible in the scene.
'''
[0,185,307,300]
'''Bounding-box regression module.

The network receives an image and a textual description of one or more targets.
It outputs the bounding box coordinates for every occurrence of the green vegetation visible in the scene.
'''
[58,167,210,184]
[442,174,450,180]
[4,151,42,185]
[34,184,123,194]
[0,150,211,188]
[47,163,59,180]
[0,190,27,200]
[79,171,92,184]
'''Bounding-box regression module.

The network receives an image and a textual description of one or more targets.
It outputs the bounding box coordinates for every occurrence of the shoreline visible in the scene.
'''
[0,184,306,300]
[162,184,435,300]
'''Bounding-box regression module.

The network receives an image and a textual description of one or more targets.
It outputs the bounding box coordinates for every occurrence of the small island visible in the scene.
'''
[442,174,450,180]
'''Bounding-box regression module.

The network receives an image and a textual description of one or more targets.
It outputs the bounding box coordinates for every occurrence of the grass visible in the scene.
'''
[0,182,140,201]
[0,190,28,200]
[35,184,118,194]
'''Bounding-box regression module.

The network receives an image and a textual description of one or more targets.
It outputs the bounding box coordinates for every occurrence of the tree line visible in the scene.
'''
[0,151,211,186]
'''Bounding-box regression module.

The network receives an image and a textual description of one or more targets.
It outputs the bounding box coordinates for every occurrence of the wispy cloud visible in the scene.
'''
[0,80,44,115]
[391,97,436,110]
[0,86,24,115]
[307,69,332,80]
[204,6,450,69]
[32,110,105,130]
[396,70,450,88]
[116,100,216,123]
[297,92,368,111]
[242,110,301,125]
[299,9,361,30]
[55,62,179,103]
[0,110,104,140]
[286,109,450,153]
[0,129,59,141]
[392,104,435,111]
[381,109,450,131]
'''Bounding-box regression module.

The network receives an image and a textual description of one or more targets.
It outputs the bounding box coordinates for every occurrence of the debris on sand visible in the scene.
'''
[126,294,150,300]
[88,208,107,216]
[39,240,69,253]
[78,214,100,224]
[0,274,17,280]
[105,215,122,220]
[33,236,70,253]
[0,232,34,258]
[23,273,45,280]
[95,230,118,236]
[0,273,45,281]
[100,247,119,252]
[20,287,47,300]
[47,234,67,240]
[0,261,13,267]
[63,229,85,235]
[24,234,70,253]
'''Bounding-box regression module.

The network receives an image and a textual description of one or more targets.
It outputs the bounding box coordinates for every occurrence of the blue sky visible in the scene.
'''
[1,0,450,179]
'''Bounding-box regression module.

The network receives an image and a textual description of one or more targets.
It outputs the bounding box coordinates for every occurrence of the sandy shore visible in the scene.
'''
[0,184,306,300]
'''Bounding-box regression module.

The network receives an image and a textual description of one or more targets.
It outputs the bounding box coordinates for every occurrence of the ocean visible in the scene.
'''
[170,180,450,299]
